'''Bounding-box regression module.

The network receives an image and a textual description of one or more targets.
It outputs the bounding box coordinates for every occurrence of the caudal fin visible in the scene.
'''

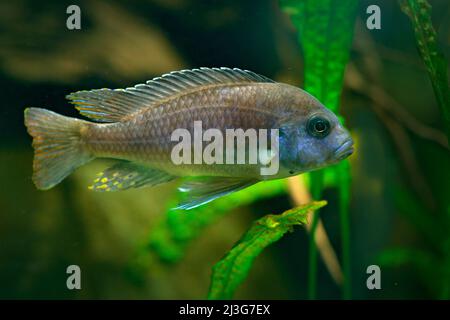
[24,108,93,190]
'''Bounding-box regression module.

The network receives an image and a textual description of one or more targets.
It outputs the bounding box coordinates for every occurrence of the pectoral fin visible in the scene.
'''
[175,177,257,210]
[90,162,175,191]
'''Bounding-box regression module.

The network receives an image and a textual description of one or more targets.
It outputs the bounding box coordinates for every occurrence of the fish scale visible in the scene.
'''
[83,85,277,166]
[24,67,353,209]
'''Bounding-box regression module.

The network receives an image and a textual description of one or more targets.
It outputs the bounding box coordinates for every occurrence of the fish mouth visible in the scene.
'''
[333,139,354,161]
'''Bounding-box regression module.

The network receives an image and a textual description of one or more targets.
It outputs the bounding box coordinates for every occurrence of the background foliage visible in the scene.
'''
[0,0,449,299]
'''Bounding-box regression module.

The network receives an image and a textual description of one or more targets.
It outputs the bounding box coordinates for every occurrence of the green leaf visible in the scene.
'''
[280,0,358,112]
[207,201,327,300]
[378,247,435,269]
[400,0,450,141]
[337,159,352,299]
[281,0,357,299]
[146,179,288,263]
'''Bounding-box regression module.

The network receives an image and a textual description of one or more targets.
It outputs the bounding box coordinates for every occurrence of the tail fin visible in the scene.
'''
[24,108,94,190]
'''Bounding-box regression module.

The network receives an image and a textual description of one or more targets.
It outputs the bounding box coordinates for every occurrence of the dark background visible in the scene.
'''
[0,0,449,299]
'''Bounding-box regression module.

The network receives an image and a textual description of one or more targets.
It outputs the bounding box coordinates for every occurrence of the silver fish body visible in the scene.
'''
[24,68,353,209]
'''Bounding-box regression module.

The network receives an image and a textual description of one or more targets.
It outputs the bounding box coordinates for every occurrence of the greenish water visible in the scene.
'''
[0,0,449,299]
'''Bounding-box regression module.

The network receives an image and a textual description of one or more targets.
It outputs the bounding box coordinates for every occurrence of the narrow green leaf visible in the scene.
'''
[281,0,357,299]
[208,201,327,300]
[337,160,352,299]
[146,180,288,263]
[378,247,435,269]
[400,0,450,141]
[281,0,358,112]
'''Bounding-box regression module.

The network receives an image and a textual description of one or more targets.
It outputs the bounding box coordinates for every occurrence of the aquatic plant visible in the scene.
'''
[129,0,359,299]
[376,0,450,299]
[125,0,449,300]
[378,186,450,298]
[146,180,287,263]
[280,0,358,299]
[208,201,327,299]
[399,0,450,142]
[3,0,449,301]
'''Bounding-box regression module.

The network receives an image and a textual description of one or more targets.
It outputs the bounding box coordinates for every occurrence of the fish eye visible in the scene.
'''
[307,115,331,138]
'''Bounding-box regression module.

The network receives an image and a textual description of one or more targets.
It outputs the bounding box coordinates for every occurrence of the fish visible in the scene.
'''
[24,67,354,209]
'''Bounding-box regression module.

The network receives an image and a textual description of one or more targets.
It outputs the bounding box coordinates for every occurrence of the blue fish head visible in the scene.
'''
[279,107,354,174]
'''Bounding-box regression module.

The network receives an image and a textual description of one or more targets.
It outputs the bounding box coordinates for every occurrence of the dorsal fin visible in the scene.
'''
[66,67,275,122]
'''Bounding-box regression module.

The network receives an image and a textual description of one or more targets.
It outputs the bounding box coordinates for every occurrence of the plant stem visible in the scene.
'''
[308,170,324,299]
[338,161,351,299]
[287,176,344,286]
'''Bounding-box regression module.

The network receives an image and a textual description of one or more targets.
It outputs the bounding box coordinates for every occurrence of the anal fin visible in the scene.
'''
[175,177,257,210]
[90,162,175,191]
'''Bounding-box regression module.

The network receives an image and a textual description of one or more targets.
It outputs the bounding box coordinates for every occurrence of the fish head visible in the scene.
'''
[278,90,354,173]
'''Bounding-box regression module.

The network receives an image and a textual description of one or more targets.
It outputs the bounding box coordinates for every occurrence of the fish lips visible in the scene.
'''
[333,139,354,161]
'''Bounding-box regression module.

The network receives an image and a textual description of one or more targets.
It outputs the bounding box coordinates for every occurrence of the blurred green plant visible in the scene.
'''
[400,0,450,142]
[208,201,327,299]
[127,180,289,283]
[378,187,450,298]
[133,0,358,299]
[135,171,339,266]
[280,0,358,299]
[280,0,357,113]
[146,180,288,263]
[377,0,450,300]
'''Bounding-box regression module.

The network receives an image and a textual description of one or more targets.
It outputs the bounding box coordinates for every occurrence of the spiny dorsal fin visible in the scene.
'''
[66,67,275,123]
